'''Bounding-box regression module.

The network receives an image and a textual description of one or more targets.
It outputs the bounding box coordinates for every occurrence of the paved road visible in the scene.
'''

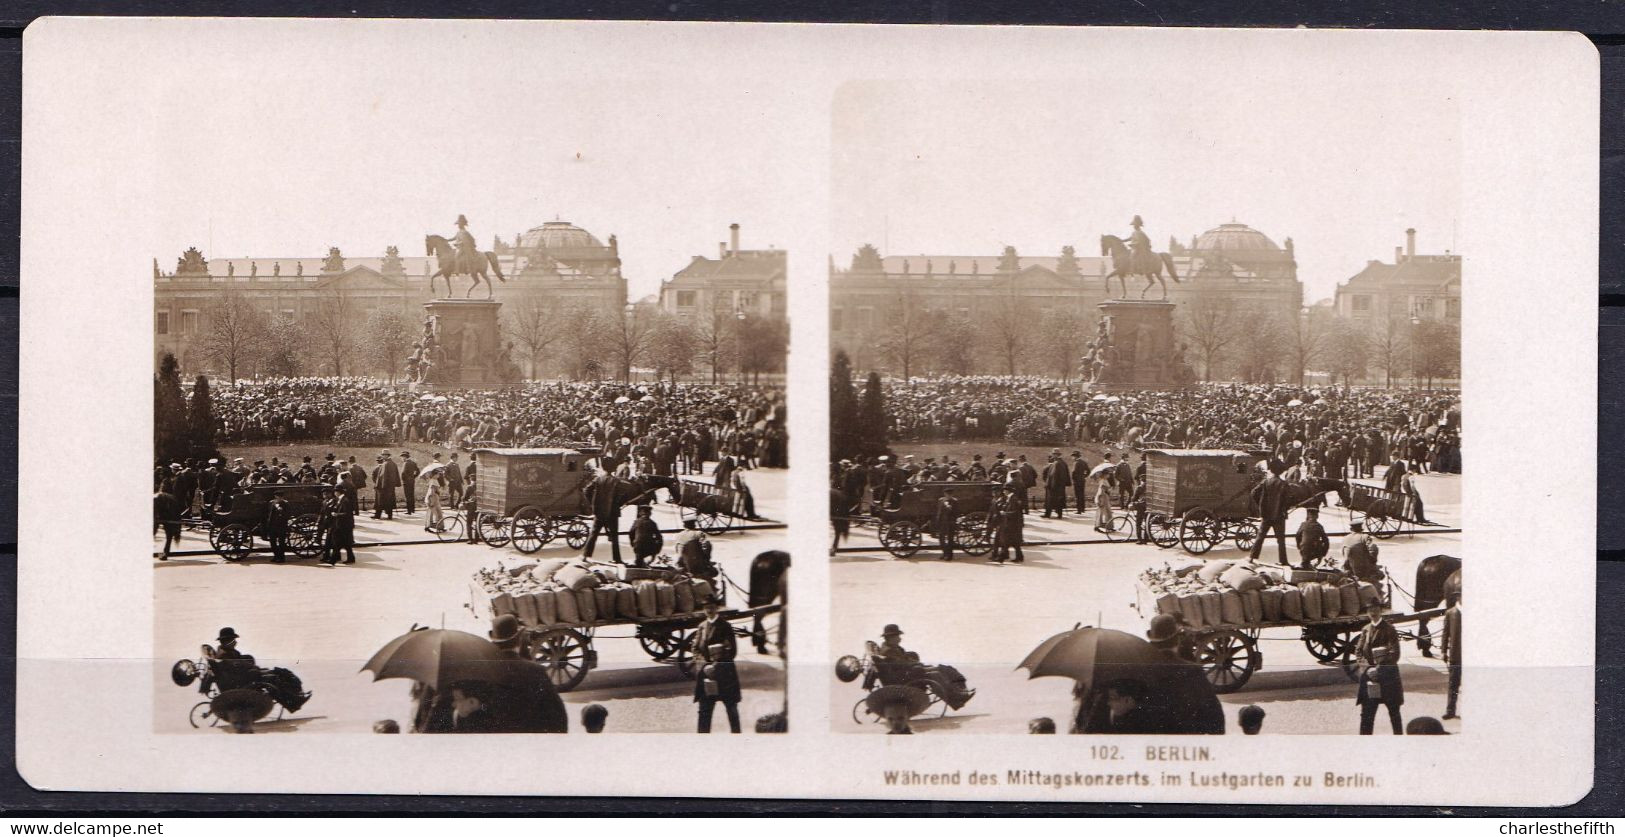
[154,466,787,734]
[831,471,1461,735]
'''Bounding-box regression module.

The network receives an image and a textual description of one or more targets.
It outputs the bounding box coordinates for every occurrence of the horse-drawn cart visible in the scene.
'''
[676,479,743,535]
[471,447,596,554]
[857,481,997,558]
[201,483,327,561]
[1134,564,1445,693]
[1141,449,1270,555]
[1349,483,1418,539]
[471,561,782,692]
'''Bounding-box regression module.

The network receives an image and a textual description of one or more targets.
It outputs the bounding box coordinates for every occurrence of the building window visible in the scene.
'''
[180,310,199,336]
[676,290,697,307]
[832,308,844,331]
[1445,297,1460,320]
[155,311,170,335]
[739,291,760,312]
[281,309,296,322]
[1410,296,1433,319]
[1352,295,1370,313]
[855,307,875,329]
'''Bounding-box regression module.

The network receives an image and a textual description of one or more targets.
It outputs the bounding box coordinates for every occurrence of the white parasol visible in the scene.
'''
[1088,462,1117,479]
[1286,399,1304,407]
[418,462,446,478]
[614,396,631,404]
[1092,394,1110,401]
[1105,396,1122,403]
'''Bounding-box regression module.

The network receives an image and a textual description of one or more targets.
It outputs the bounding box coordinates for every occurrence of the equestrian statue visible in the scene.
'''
[426,214,507,299]
[1100,215,1182,300]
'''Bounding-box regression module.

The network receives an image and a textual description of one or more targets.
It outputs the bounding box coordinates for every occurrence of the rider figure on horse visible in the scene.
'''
[452,214,479,276]
[1122,215,1153,274]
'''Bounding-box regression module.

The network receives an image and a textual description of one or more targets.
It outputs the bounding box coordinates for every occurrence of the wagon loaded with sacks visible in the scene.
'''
[1133,558,1445,693]
[1141,449,1271,555]
[468,557,781,692]
[861,481,998,558]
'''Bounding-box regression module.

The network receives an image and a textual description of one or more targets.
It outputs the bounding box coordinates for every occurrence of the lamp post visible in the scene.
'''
[1408,314,1422,390]
[733,305,747,384]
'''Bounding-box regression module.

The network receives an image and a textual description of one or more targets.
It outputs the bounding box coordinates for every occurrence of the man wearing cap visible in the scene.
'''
[1294,507,1330,570]
[400,451,420,516]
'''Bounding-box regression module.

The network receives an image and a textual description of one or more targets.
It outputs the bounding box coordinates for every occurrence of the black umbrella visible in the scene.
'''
[1018,626,1225,734]
[360,627,532,691]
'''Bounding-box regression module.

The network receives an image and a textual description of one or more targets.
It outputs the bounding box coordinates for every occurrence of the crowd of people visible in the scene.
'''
[205,377,788,469]
[872,377,1460,476]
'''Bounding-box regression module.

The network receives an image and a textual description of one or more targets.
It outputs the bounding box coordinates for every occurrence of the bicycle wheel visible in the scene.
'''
[432,515,463,542]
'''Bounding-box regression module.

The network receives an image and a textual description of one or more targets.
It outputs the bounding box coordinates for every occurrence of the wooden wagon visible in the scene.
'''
[471,564,783,692]
[863,481,998,558]
[1134,569,1442,693]
[676,479,743,535]
[1141,449,1270,555]
[471,447,596,554]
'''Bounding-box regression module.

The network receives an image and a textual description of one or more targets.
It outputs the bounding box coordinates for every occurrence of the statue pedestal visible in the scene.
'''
[422,298,502,389]
[1084,299,1195,392]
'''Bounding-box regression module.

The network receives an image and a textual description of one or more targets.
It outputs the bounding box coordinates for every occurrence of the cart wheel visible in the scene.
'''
[1366,502,1401,540]
[1303,626,1361,680]
[1231,520,1260,552]
[853,695,880,725]
[878,520,922,558]
[529,628,593,692]
[1195,629,1258,693]
[696,498,732,536]
[214,523,254,561]
[955,512,994,556]
[477,513,510,548]
[1147,513,1179,549]
[509,507,547,554]
[431,515,464,542]
[561,518,591,550]
[288,514,323,558]
[1104,512,1135,542]
[189,700,220,729]
[637,625,693,665]
[1178,508,1221,555]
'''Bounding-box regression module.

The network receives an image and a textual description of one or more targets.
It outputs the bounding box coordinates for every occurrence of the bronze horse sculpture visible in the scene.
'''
[1101,234,1182,300]
[425,234,507,299]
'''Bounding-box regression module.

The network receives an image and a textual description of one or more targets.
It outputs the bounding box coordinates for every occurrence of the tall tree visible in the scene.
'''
[857,370,890,458]
[736,314,789,384]
[983,293,1031,376]
[1231,308,1288,383]
[1283,307,1331,386]
[829,351,860,463]
[871,286,937,379]
[1372,314,1409,389]
[186,375,217,457]
[260,313,308,378]
[605,302,658,382]
[1323,319,1372,387]
[696,294,740,383]
[647,312,699,382]
[934,313,977,376]
[199,291,265,382]
[307,286,357,376]
[1027,308,1087,381]
[557,303,609,380]
[1178,297,1239,380]
[360,308,415,383]
[1410,319,1460,389]
[503,296,563,380]
[154,353,189,464]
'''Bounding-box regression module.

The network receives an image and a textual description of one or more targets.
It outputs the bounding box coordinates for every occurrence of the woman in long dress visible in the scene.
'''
[425,474,445,533]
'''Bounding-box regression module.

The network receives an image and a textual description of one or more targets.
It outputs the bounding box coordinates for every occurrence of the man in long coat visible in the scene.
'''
[1042,453,1071,519]
[399,452,420,516]
[1247,469,1292,566]
[1070,451,1091,514]
[1354,602,1405,734]
[445,454,465,507]
[583,468,625,564]
[1016,455,1038,514]
[693,598,742,733]
[371,451,401,520]
[932,490,959,562]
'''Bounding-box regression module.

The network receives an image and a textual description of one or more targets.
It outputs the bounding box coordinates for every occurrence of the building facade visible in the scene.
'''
[829,221,1303,370]
[657,223,787,320]
[1332,228,1462,324]
[154,219,627,375]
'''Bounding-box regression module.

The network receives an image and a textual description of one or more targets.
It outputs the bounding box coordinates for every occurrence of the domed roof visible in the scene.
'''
[517,221,604,251]
[1193,223,1280,253]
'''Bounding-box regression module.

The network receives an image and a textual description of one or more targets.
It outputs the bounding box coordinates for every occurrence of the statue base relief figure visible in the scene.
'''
[418,298,503,389]
[1081,299,1196,394]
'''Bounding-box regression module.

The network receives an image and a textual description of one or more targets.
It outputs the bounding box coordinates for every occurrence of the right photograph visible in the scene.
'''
[826,80,1463,736]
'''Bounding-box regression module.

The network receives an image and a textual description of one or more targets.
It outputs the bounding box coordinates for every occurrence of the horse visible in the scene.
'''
[425,234,508,299]
[1101,234,1182,300]
[747,550,790,655]
[1411,555,1461,657]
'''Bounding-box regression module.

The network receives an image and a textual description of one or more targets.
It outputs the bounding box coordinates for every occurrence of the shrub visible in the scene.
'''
[1006,413,1067,446]
[333,413,393,446]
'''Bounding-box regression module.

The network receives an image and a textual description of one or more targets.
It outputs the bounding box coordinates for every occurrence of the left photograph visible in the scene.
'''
[153,213,789,734]
[141,55,796,736]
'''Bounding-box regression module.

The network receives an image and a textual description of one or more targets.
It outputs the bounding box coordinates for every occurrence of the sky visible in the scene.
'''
[831,76,1463,305]
[125,22,818,301]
